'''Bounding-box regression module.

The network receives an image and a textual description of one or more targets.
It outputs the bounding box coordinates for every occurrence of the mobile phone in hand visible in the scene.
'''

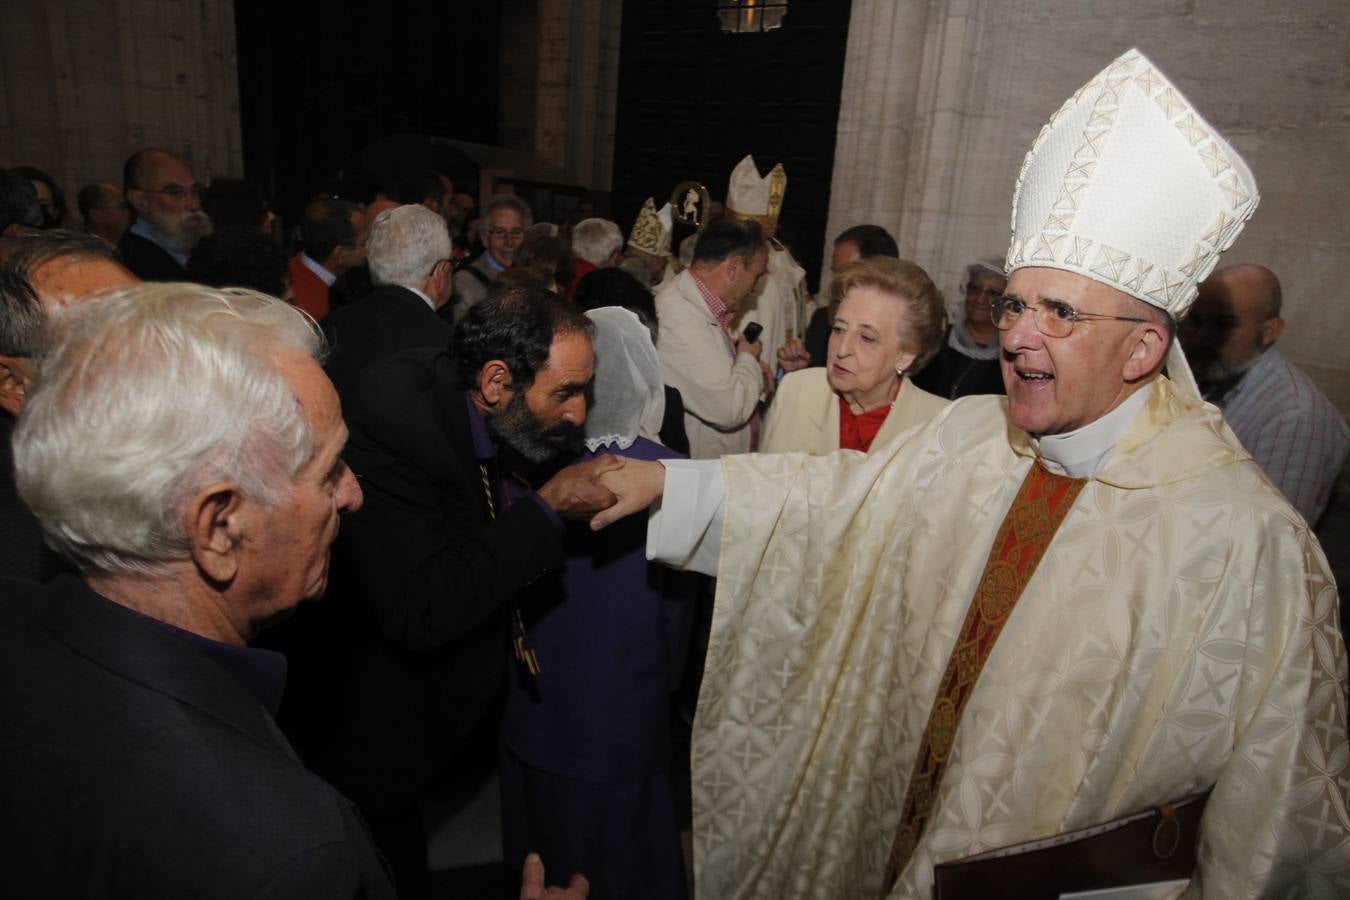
[742,321,763,343]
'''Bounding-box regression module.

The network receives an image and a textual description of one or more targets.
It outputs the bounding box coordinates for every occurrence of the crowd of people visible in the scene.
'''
[1,46,1348,899]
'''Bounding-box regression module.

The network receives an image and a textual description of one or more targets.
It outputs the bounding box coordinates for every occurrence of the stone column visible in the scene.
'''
[534,0,622,192]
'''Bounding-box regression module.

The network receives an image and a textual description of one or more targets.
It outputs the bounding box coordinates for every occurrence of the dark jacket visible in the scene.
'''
[277,348,564,814]
[321,284,454,400]
[910,326,1007,399]
[119,229,189,281]
[0,575,395,899]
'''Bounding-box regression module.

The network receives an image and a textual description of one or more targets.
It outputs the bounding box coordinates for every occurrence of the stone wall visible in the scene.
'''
[828,0,1350,413]
[501,0,623,195]
[1,0,241,216]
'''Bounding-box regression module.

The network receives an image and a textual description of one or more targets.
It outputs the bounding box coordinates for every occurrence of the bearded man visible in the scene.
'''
[275,284,620,898]
[119,149,213,280]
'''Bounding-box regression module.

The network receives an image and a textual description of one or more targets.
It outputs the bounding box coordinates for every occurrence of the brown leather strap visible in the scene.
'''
[882,463,1086,893]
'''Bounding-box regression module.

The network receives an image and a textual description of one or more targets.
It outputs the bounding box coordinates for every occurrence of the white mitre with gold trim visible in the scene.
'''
[1006,48,1258,393]
[727,154,787,227]
[628,197,673,257]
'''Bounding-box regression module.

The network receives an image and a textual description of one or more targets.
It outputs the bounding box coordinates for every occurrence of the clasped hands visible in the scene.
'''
[535,454,668,531]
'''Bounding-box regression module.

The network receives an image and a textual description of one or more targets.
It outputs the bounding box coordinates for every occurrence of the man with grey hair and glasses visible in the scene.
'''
[592,49,1348,898]
[453,192,532,322]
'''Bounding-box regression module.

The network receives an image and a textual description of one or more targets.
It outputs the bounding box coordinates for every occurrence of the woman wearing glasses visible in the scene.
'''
[911,257,1009,399]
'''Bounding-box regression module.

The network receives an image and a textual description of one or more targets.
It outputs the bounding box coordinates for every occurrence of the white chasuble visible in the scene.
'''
[692,377,1350,899]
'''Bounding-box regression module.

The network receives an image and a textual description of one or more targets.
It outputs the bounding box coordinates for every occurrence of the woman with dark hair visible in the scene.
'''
[11,166,66,229]
[512,233,574,295]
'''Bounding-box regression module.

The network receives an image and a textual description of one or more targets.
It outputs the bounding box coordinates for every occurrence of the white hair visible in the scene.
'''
[571,218,623,267]
[366,204,451,289]
[14,283,323,576]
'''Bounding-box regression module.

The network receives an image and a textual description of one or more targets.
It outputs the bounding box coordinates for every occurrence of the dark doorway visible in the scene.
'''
[612,0,853,292]
[232,0,501,224]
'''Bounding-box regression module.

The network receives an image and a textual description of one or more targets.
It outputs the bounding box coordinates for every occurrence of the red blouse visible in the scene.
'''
[837,398,892,452]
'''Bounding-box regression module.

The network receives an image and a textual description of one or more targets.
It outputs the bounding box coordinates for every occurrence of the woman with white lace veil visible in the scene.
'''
[500,305,691,900]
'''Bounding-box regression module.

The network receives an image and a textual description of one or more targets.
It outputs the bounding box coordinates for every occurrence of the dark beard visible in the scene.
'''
[487,391,584,464]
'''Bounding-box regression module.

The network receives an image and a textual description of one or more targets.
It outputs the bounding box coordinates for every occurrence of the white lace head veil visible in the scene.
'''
[582,306,665,452]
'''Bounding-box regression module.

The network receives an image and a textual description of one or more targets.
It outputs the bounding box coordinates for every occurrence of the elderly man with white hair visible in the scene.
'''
[320,203,455,397]
[593,49,1349,899]
[0,283,389,897]
[0,283,594,900]
[567,216,624,297]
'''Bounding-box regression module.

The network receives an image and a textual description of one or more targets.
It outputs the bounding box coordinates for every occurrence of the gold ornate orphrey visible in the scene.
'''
[670,181,712,229]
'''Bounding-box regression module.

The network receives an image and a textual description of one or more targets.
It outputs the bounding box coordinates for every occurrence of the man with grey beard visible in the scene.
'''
[119,148,213,280]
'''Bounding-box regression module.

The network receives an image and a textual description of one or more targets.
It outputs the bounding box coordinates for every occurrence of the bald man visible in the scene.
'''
[120,149,212,280]
[0,231,138,581]
[1182,263,1349,524]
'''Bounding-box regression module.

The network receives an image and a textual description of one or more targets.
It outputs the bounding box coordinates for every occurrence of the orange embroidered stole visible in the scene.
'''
[882,462,1086,893]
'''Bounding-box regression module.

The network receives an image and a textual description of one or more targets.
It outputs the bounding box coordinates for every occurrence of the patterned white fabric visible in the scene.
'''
[1007,48,1257,322]
[693,377,1350,899]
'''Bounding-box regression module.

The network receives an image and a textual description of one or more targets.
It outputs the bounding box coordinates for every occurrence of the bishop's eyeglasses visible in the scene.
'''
[990,295,1149,339]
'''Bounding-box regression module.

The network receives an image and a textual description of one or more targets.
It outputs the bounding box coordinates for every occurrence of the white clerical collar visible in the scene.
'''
[1032,385,1151,478]
[300,253,337,286]
[406,285,436,310]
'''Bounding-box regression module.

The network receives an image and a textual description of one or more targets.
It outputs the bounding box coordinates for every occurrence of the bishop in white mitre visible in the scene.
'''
[592,49,1350,900]
[726,155,809,370]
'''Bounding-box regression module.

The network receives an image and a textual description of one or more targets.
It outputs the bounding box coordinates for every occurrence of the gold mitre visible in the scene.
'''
[627,197,673,257]
[726,154,786,227]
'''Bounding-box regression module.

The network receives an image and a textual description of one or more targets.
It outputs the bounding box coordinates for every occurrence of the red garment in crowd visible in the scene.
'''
[288,254,331,321]
[837,398,892,452]
[567,259,597,299]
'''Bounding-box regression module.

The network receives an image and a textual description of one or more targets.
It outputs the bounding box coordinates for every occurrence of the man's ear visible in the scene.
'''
[126,189,150,216]
[1260,316,1285,348]
[185,482,245,585]
[476,360,513,407]
[0,355,33,418]
[1123,322,1170,382]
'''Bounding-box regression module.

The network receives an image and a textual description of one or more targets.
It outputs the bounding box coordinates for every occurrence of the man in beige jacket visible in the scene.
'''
[654,218,771,458]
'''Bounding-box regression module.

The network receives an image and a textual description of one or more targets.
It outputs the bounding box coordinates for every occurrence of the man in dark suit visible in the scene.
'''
[0,282,393,897]
[281,286,619,898]
[322,203,455,398]
[119,148,212,280]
